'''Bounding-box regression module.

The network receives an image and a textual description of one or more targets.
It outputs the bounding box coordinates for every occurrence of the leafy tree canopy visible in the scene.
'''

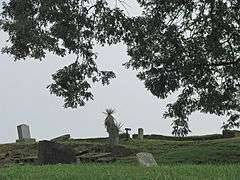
[1,0,240,136]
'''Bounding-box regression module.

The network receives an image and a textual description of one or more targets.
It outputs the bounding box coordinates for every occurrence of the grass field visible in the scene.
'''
[2,137,240,164]
[120,137,240,164]
[0,164,240,180]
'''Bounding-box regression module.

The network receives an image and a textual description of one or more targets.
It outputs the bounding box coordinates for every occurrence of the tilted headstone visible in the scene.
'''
[138,128,144,140]
[37,140,76,164]
[136,152,158,167]
[16,124,35,142]
[17,124,31,139]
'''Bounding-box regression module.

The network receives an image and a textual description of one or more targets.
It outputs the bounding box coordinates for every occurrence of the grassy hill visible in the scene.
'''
[1,136,240,179]
[1,135,240,165]
[122,137,240,164]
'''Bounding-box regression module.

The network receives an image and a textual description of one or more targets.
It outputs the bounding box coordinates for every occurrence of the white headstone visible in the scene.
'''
[17,124,31,140]
[136,152,158,167]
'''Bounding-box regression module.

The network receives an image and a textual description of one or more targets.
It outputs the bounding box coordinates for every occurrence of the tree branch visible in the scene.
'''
[205,58,240,67]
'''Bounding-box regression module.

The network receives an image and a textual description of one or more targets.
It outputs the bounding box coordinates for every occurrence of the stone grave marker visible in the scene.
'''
[138,128,144,140]
[136,152,158,167]
[16,124,35,143]
[37,140,76,164]
[125,128,131,139]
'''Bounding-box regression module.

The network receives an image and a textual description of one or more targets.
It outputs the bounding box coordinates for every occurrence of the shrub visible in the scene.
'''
[132,134,224,141]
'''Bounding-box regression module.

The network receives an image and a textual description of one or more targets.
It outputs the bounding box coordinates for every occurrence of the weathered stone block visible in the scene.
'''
[37,140,76,164]
[136,152,158,167]
[17,124,31,140]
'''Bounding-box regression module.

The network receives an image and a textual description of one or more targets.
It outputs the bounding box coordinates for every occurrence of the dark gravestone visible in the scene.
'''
[125,128,131,139]
[38,140,76,164]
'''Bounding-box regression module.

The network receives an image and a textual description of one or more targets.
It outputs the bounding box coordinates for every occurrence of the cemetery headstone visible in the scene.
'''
[37,140,76,164]
[136,152,158,167]
[16,124,35,143]
[138,128,144,140]
[125,128,131,140]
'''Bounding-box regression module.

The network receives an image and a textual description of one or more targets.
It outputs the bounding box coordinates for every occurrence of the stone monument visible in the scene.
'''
[38,140,76,164]
[16,124,35,143]
[138,128,144,140]
[125,128,131,140]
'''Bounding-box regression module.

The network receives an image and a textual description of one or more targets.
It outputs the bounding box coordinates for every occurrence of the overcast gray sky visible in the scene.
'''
[0,0,227,144]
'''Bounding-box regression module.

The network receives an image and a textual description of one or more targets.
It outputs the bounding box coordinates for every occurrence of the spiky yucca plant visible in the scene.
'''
[104,109,116,133]
[103,108,122,146]
[115,121,124,133]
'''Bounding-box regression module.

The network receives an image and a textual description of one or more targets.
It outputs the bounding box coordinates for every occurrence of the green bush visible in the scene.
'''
[132,134,224,141]
[222,130,240,138]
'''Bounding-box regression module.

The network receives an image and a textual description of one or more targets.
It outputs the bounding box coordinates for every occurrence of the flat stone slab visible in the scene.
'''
[75,149,89,156]
[0,154,5,160]
[79,152,111,159]
[136,152,158,167]
[77,153,111,163]
[96,157,116,163]
[13,156,37,164]
[51,134,71,142]
[16,138,36,143]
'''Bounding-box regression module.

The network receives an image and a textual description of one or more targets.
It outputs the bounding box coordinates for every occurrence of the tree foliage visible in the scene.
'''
[1,0,240,136]
[0,0,128,107]
[126,0,240,136]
